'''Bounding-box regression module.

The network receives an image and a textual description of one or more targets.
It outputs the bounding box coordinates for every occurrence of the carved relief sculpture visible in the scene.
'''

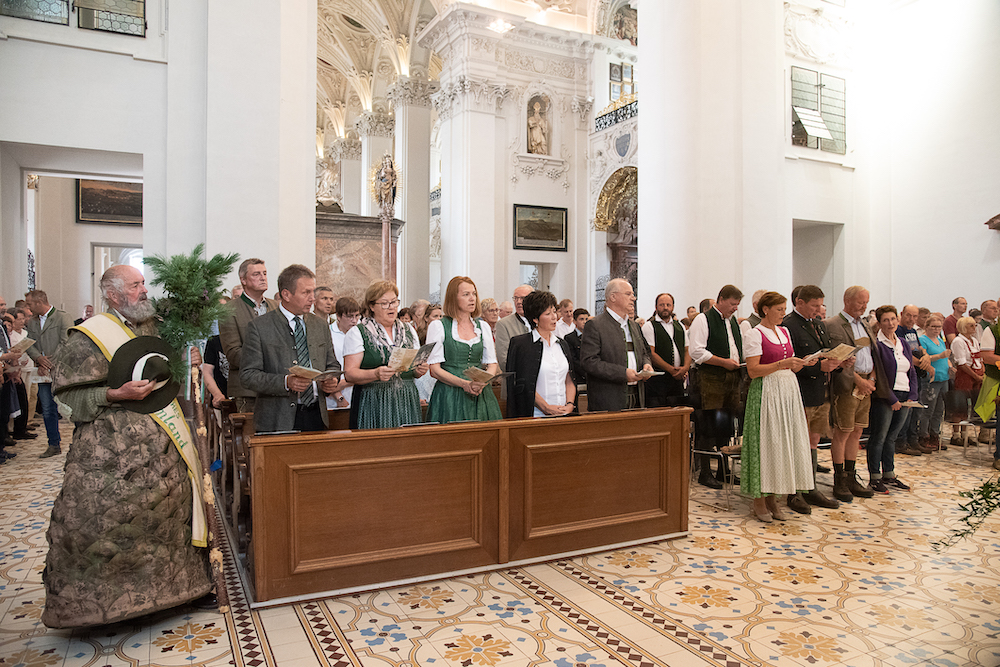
[316,157,341,207]
[612,5,638,46]
[527,95,550,155]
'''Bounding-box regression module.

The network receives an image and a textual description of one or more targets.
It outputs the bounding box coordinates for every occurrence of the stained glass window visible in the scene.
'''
[0,0,69,25]
[76,0,144,36]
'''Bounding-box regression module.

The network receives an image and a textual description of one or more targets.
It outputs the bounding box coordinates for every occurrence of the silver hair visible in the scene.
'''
[99,274,125,306]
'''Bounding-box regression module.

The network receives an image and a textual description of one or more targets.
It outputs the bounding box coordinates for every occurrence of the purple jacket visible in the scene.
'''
[873,333,919,404]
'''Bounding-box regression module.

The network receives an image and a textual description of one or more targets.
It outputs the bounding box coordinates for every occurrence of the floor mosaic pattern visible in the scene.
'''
[1,417,998,667]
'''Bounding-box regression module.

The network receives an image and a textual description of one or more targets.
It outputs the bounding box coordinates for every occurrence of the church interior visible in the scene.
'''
[1,0,999,665]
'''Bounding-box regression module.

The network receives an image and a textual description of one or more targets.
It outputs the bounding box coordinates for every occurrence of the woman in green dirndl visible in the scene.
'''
[426,276,503,424]
[343,280,427,429]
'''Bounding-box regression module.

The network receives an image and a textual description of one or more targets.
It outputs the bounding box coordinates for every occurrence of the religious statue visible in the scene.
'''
[374,154,397,219]
[527,98,549,155]
[316,158,340,207]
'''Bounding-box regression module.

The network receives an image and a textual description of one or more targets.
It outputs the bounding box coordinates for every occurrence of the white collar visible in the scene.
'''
[607,308,627,326]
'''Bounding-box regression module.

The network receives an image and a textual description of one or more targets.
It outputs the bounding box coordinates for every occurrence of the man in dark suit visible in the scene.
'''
[563,308,590,382]
[783,285,843,513]
[824,285,877,502]
[240,264,340,433]
[580,279,653,411]
[220,258,277,412]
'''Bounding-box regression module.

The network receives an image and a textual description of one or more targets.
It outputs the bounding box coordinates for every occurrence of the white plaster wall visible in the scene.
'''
[883,0,1000,312]
[0,36,165,298]
[34,176,143,316]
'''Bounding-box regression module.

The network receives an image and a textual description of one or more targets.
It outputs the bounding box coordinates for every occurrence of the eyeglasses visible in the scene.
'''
[512,296,526,303]
[341,312,361,320]
[375,299,400,309]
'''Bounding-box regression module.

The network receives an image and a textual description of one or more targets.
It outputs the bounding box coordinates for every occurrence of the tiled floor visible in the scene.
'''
[2,417,999,667]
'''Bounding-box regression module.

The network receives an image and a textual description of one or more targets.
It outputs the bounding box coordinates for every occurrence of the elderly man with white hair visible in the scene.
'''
[42,264,211,628]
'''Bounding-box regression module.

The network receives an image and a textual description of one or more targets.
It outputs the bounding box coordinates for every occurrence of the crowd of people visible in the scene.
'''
[1,260,997,628]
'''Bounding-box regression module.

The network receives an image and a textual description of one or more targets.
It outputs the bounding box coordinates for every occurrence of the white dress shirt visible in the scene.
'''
[532,330,570,417]
[554,319,574,340]
[688,308,741,366]
[641,315,683,367]
[327,325,355,407]
[841,311,874,374]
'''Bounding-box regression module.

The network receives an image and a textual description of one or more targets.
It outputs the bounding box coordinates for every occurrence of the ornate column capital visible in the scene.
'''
[431,76,512,121]
[386,76,438,110]
[355,111,395,138]
[331,137,362,162]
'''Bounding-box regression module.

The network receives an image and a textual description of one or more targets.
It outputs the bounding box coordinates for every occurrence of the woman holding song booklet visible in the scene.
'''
[343,280,428,429]
[426,276,503,424]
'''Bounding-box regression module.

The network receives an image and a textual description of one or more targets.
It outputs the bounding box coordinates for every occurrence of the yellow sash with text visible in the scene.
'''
[73,313,207,547]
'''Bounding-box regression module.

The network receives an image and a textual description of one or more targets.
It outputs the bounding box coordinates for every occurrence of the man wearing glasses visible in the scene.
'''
[494,284,534,371]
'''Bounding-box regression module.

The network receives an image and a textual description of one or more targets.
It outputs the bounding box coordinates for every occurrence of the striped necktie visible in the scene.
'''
[293,316,315,405]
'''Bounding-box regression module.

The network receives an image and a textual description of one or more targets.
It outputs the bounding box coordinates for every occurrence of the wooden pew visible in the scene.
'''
[241,407,691,603]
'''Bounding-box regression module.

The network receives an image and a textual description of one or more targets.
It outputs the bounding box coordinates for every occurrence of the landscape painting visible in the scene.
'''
[77,179,143,225]
[513,204,567,251]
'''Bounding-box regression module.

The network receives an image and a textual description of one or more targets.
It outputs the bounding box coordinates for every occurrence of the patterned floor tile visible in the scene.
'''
[3,417,1000,667]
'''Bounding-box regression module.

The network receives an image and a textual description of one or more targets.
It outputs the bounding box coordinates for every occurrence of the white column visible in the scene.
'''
[735,0,787,302]
[637,0,699,310]
[206,0,317,276]
[433,84,506,300]
[355,112,395,217]
[332,138,362,214]
[388,76,434,303]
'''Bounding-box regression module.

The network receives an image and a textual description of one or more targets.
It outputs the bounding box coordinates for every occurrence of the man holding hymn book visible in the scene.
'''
[241,264,341,433]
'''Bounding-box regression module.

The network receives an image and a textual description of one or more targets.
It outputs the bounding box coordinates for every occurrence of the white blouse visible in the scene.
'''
[426,318,498,366]
[741,324,790,358]
[951,333,981,368]
[533,331,570,417]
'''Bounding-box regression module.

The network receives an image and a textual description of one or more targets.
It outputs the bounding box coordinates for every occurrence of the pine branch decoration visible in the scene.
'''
[145,243,239,381]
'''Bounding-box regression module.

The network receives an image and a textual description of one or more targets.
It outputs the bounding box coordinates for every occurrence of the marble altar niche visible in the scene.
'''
[315,205,404,301]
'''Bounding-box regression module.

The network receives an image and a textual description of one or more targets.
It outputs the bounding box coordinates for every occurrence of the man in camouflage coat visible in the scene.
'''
[42,265,210,628]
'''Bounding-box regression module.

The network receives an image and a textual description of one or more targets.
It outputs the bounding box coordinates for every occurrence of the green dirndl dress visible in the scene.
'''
[351,322,422,430]
[426,317,503,424]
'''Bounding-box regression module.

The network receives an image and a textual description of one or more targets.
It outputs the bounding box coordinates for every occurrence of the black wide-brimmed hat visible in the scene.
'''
[107,336,180,414]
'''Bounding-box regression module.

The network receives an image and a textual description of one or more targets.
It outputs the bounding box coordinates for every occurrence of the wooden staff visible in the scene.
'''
[191,361,231,613]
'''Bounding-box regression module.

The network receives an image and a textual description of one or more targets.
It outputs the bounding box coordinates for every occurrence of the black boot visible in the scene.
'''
[698,455,723,489]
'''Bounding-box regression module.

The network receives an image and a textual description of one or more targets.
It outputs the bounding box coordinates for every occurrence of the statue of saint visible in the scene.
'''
[374,154,397,218]
[316,158,340,206]
[527,100,549,155]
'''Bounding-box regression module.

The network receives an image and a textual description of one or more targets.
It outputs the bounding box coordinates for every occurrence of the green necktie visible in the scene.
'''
[293,316,315,405]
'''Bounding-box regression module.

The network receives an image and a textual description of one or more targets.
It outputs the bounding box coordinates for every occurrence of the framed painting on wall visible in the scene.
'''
[77,179,143,225]
[622,64,633,81]
[513,204,568,252]
[609,62,622,82]
[610,82,621,101]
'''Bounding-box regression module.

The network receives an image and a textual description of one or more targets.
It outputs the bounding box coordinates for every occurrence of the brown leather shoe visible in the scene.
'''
[803,488,840,509]
[899,446,922,456]
[787,493,812,515]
